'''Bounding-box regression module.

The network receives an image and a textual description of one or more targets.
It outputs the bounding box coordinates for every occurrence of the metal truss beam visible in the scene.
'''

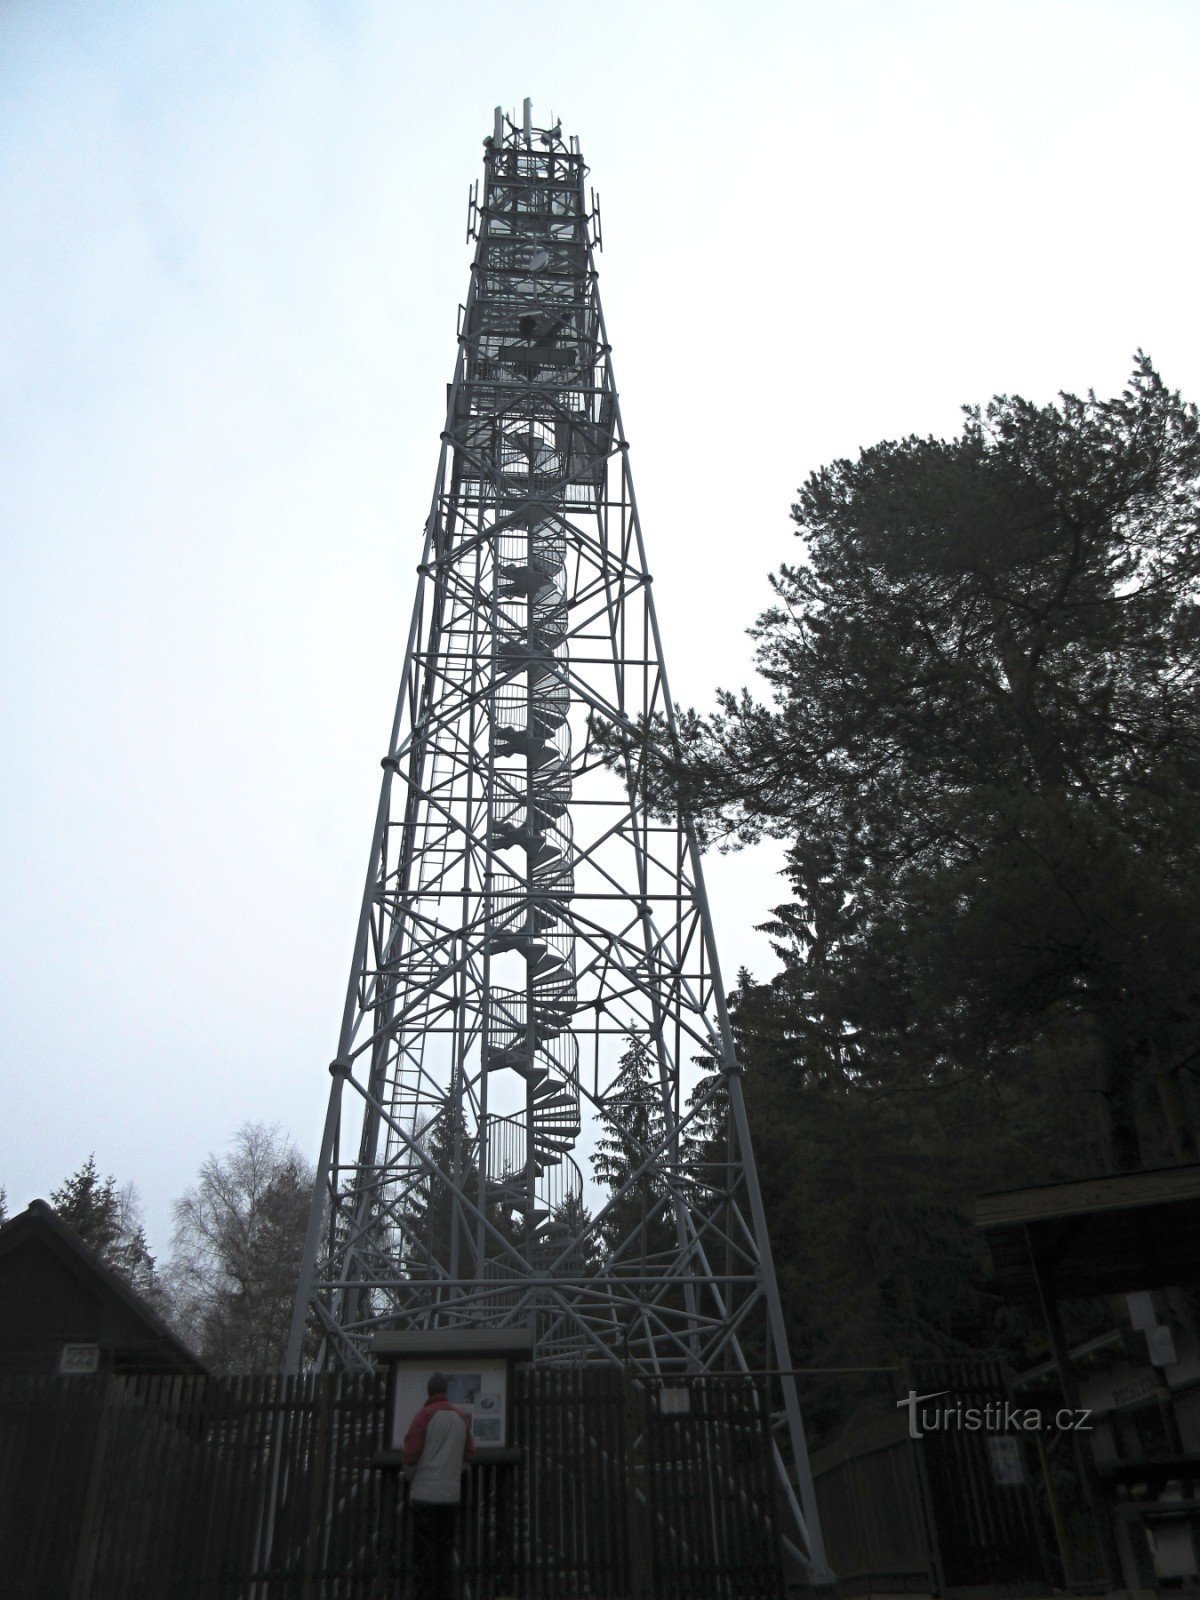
[287,105,831,1581]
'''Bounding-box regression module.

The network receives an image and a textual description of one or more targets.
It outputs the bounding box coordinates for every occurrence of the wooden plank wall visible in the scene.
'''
[810,1409,934,1592]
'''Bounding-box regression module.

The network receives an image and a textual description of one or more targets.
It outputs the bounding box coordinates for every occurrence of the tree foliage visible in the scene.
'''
[168,1122,313,1373]
[398,1097,530,1281]
[545,1189,598,1275]
[730,963,1114,1435]
[590,1036,674,1261]
[50,1155,161,1303]
[673,357,1200,1168]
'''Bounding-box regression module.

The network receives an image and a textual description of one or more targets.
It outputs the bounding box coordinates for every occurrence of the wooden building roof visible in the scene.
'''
[0,1199,204,1375]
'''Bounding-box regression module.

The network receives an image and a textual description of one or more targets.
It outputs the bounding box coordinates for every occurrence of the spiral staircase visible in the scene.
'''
[483,489,584,1272]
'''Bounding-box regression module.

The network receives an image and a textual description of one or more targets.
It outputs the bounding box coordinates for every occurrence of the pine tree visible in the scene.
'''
[545,1190,597,1274]
[663,357,1200,1169]
[51,1156,121,1254]
[50,1156,161,1302]
[680,1049,729,1206]
[590,1036,673,1262]
[730,966,1114,1439]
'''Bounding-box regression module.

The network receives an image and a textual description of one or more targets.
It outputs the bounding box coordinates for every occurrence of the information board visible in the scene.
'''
[388,1355,510,1449]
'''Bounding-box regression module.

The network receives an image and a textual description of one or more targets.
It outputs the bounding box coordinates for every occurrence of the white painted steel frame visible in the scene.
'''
[286,107,830,1579]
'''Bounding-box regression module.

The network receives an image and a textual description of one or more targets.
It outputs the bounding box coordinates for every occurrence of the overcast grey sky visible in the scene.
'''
[3,0,1198,1258]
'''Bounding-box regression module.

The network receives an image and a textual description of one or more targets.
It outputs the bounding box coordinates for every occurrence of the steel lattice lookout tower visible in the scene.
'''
[288,102,829,1577]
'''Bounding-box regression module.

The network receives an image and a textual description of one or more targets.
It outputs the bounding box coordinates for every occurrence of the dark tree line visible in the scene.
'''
[676,355,1199,1166]
[621,356,1200,1391]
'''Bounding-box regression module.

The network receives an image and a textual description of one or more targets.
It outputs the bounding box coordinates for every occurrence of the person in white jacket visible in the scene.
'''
[402,1371,476,1599]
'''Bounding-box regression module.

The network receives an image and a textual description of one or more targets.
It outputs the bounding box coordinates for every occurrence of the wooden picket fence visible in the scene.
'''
[0,1367,785,1600]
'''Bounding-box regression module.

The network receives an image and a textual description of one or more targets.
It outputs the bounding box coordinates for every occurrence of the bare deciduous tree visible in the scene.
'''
[168,1122,313,1373]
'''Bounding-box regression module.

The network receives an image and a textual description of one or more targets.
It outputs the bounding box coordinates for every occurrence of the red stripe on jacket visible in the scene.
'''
[402,1395,476,1469]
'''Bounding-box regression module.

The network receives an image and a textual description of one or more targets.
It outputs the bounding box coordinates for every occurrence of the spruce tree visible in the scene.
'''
[50,1156,161,1301]
[590,1036,673,1262]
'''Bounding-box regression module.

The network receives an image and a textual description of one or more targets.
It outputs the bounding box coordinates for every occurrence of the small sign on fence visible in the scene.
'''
[987,1434,1026,1486]
[57,1343,100,1375]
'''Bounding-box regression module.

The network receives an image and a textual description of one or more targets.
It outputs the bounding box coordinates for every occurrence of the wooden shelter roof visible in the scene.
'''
[975,1163,1200,1299]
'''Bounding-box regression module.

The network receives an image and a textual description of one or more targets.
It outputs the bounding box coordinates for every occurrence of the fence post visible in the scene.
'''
[901,1363,946,1595]
[623,1366,651,1600]
[68,1373,118,1600]
[301,1375,333,1600]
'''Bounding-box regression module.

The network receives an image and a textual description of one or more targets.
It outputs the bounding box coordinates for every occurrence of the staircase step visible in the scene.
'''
[533,1135,576,1154]
[493,827,561,867]
[484,1052,549,1086]
[492,728,555,761]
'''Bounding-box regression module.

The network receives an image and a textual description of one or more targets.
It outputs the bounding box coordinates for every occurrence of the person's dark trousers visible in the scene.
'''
[409,1499,458,1600]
